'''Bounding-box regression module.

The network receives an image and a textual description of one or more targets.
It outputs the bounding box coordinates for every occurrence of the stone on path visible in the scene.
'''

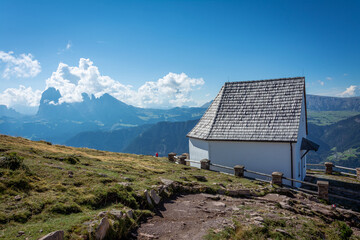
[38,230,64,240]
[150,189,161,205]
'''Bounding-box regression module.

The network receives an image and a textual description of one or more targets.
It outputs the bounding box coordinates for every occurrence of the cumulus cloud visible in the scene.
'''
[0,58,204,109]
[46,58,204,108]
[0,85,42,107]
[0,51,41,78]
[326,77,332,81]
[339,85,360,97]
[134,72,204,108]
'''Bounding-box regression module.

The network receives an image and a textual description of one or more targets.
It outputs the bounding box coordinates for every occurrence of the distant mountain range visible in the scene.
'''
[37,87,206,126]
[0,105,22,118]
[66,119,198,156]
[306,94,360,111]
[0,88,206,143]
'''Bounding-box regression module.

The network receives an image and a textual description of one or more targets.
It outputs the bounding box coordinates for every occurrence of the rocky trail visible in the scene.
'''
[131,192,360,240]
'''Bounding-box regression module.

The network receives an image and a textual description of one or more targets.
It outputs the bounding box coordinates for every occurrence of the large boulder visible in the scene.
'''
[150,189,161,205]
[95,218,110,240]
[144,190,153,206]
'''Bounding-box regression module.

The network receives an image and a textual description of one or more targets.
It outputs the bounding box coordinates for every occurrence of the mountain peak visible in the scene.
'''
[40,87,61,105]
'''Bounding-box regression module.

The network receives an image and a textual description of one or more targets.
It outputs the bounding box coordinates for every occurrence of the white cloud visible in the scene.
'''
[46,58,205,108]
[134,72,204,108]
[0,85,42,108]
[318,80,324,86]
[339,85,360,97]
[343,73,348,76]
[0,58,204,110]
[57,41,72,54]
[66,41,72,50]
[326,77,332,81]
[0,51,41,78]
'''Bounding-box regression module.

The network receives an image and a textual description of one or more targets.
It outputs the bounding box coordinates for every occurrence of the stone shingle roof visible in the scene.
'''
[187,77,305,142]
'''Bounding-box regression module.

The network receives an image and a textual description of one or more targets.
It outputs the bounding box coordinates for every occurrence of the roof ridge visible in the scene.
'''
[225,77,304,85]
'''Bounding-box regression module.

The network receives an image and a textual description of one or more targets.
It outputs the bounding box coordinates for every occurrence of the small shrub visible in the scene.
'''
[0,152,28,171]
[100,177,114,184]
[0,212,8,224]
[105,217,136,239]
[34,182,49,192]
[332,221,353,240]
[73,181,83,187]
[24,200,45,215]
[54,183,67,192]
[0,182,6,193]
[64,156,80,165]
[38,140,52,145]
[12,210,32,223]
[4,171,32,191]
[205,226,234,240]
[43,154,80,165]
[50,202,82,215]
[76,185,138,209]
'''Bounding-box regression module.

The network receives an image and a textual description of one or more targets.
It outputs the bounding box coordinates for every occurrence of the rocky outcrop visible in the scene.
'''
[261,193,360,228]
[95,218,110,240]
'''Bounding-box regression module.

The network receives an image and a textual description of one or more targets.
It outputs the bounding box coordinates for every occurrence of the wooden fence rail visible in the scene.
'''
[306,162,360,179]
[245,169,272,178]
[168,153,360,203]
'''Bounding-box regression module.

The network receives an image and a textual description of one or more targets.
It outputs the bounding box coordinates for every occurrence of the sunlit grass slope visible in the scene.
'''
[0,134,258,239]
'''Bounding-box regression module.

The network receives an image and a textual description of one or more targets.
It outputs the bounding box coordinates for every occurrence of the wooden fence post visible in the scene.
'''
[178,155,186,165]
[182,153,189,159]
[168,152,177,162]
[324,162,334,175]
[234,165,244,177]
[200,159,210,170]
[356,168,360,181]
[317,181,329,200]
[271,172,283,186]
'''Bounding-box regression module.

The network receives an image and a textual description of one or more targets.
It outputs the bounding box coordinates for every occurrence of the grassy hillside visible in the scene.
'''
[307,111,360,126]
[307,114,360,167]
[0,134,259,239]
[123,119,198,156]
[65,124,152,152]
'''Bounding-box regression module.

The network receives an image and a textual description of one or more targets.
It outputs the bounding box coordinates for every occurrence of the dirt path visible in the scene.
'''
[132,193,243,240]
[131,192,360,240]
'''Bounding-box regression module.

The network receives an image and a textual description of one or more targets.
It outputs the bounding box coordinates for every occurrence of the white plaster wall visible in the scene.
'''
[208,141,292,184]
[189,138,209,168]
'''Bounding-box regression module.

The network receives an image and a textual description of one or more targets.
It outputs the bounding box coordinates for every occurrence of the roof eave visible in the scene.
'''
[188,135,297,143]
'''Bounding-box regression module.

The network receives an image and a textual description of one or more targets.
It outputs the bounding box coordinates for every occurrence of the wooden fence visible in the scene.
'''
[167,153,360,204]
[307,162,359,178]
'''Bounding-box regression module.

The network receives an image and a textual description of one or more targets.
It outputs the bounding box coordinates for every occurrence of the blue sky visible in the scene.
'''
[0,0,359,113]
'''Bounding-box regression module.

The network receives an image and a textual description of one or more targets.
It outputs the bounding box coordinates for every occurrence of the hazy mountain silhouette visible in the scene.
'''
[0,88,206,143]
[0,105,23,118]
[306,94,360,111]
